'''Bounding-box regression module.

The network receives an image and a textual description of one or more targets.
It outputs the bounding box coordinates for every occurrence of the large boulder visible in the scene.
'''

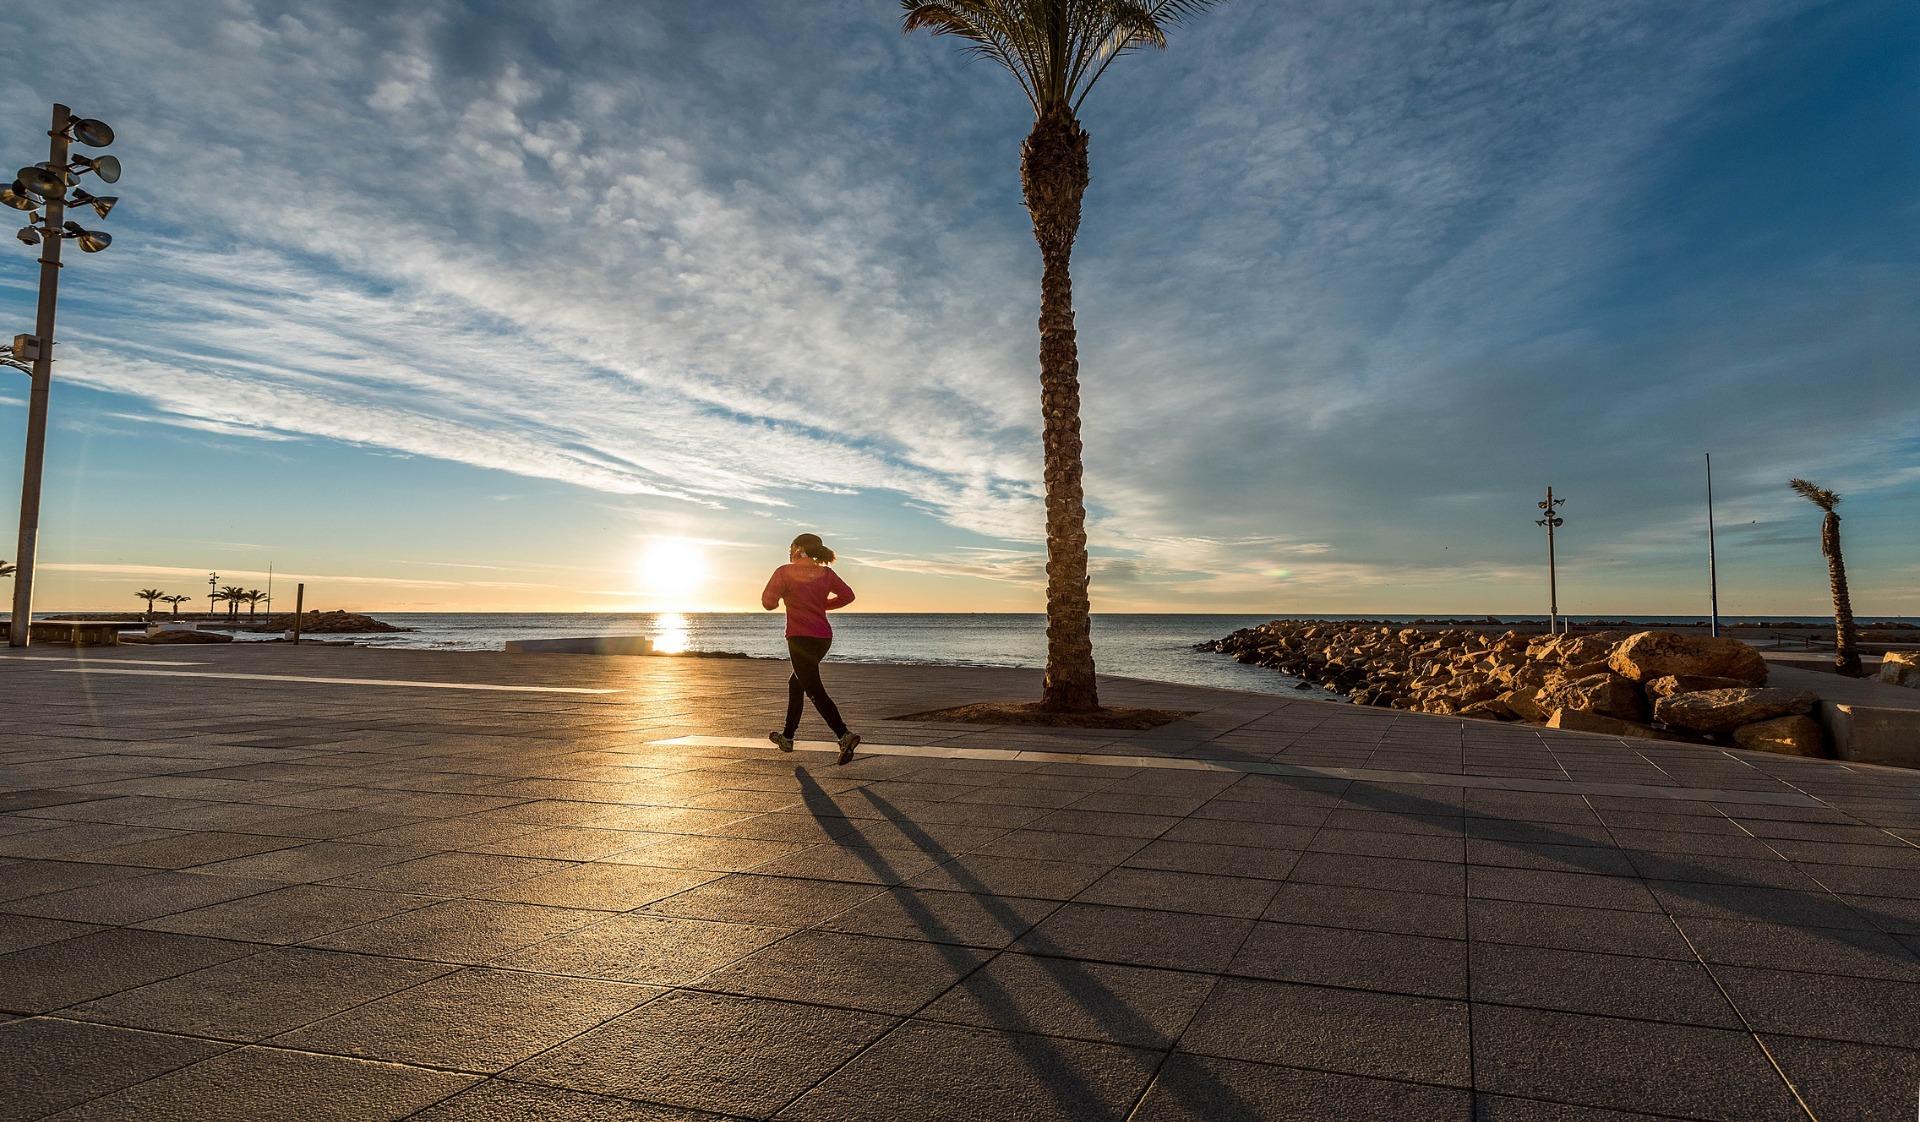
[1880,651,1920,689]
[1645,674,1755,702]
[1732,715,1828,757]
[1546,708,1691,742]
[1544,672,1647,722]
[1653,687,1817,735]
[1608,631,1767,685]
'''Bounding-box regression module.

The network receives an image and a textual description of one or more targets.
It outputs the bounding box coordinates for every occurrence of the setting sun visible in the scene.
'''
[635,538,707,608]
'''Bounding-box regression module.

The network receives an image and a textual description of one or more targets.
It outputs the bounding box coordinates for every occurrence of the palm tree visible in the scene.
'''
[136,588,166,618]
[903,0,1220,711]
[0,560,14,579]
[160,594,191,618]
[243,589,266,619]
[1788,478,1862,677]
[218,585,248,620]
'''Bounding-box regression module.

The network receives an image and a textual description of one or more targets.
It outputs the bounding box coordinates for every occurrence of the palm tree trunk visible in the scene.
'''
[1022,105,1099,712]
[1822,511,1862,676]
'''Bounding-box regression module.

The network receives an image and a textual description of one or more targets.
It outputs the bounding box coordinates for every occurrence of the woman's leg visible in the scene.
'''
[783,666,805,739]
[787,637,848,737]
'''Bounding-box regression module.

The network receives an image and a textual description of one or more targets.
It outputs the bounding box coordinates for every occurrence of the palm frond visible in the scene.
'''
[1788,478,1840,511]
[904,0,1224,115]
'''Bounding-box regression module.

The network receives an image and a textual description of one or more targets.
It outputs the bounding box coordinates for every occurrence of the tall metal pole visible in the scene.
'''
[1705,453,1720,638]
[1545,488,1559,635]
[8,104,72,648]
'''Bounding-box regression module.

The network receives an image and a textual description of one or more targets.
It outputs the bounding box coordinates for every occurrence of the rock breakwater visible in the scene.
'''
[1199,620,1825,755]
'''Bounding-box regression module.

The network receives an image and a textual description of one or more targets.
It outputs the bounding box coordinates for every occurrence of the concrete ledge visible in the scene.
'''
[1822,703,1920,769]
[503,635,655,656]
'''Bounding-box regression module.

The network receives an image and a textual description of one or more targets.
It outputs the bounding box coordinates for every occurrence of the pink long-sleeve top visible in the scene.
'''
[761,563,855,638]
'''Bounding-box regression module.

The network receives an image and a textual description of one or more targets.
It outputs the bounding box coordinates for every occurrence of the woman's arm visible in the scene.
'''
[824,570,856,610]
[760,569,784,611]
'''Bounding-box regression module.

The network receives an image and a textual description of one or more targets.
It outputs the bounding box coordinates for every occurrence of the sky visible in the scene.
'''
[0,0,1915,617]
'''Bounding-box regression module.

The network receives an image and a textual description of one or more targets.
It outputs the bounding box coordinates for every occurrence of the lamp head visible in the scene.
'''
[16,165,66,200]
[69,117,114,147]
[73,154,121,184]
[0,182,39,212]
[62,222,110,252]
[16,225,41,247]
[69,189,116,219]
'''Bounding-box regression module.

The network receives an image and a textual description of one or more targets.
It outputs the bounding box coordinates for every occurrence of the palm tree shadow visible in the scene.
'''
[791,767,1259,1120]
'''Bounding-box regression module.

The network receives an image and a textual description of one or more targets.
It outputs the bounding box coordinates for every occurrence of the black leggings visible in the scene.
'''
[784,636,848,738]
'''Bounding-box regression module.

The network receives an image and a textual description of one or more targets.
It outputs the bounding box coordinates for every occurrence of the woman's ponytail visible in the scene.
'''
[790,533,835,564]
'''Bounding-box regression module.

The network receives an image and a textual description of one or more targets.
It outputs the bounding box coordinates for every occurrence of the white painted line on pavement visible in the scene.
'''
[53,667,620,694]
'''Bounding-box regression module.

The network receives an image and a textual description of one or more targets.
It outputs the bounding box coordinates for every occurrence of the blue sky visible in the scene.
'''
[0,0,1915,615]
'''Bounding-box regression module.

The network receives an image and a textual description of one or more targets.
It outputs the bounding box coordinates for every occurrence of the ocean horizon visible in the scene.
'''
[92,611,1914,699]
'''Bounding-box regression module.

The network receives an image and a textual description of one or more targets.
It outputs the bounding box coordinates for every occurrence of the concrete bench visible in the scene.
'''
[0,619,126,646]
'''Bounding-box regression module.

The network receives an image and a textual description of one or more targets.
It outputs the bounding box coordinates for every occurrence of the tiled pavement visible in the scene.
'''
[1,644,1918,1120]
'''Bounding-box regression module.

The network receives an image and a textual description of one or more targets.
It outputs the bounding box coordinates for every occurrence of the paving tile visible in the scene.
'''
[1261,881,1467,939]
[920,951,1214,1047]
[640,873,880,926]
[1466,899,1692,960]
[1466,840,1635,876]
[324,852,577,896]
[1646,880,1872,929]
[1290,852,1465,896]
[1469,1094,1682,1120]
[816,887,1059,948]
[2,870,284,925]
[1233,921,1466,998]
[67,946,452,1040]
[0,859,165,902]
[63,831,304,869]
[0,822,178,860]
[49,1044,476,1120]
[1181,977,1470,1087]
[0,1017,228,1122]
[1309,828,1465,863]
[305,899,608,964]
[967,828,1150,865]
[1712,965,1920,1047]
[779,1019,1160,1122]
[600,833,808,872]
[745,842,945,886]
[478,863,721,909]
[278,967,659,1072]
[0,928,254,1014]
[1675,915,1920,981]
[1760,1034,1920,1122]
[137,883,435,944]
[1016,902,1254,972]
[1074,867,1279,919]
[471,827,672,861]
[509,990,893,1116]
[0,914,99,955]
[410,1079,738,1120]
[699,929,988,1014]
[904,854,1108,900]
[1469,943,1739,1027]
[1471,1005,1802,1120]
[1018,808,1181,839]
[192,841,433,883]
[494,912,790,984]
[1132,1053,1472,1121]
[1122,838,1300,880]
[1159,819,1320,849]
[1468,867,1659,912]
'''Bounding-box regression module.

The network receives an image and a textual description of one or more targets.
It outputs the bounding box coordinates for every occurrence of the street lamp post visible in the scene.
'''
[1536,487,1566,635]
[4,103,120,648]
[1705,453,1720,638]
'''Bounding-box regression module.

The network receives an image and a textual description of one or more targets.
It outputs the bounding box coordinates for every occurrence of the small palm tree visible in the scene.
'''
[1789,478,1862,677]
[161,594,190,618]
[244,589,266,619]
[137,588,166,618]
[218,585,248,620]
[0,559,14,579]
[903,0,1222,711]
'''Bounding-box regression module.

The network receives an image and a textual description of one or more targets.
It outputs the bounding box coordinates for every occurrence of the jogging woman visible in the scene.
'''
[762,533,861,764]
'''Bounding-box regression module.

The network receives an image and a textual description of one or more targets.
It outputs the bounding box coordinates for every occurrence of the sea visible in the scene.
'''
[246,612,1906,699]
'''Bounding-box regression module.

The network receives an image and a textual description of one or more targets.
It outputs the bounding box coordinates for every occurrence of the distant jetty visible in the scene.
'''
[47,610,410,634]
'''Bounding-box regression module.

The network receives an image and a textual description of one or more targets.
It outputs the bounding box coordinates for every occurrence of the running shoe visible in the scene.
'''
[769,731,794,753]
[836,732,861,765]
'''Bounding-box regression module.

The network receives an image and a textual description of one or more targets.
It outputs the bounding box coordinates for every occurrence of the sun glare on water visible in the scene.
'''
[636,538,707,611]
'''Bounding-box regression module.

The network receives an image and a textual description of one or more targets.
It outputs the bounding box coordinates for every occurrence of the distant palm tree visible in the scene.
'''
[160,594,191,618]
[1788,478,1862,677]
[137,588,166,618]
[0,559,14,579]
[243,589,266,619]
[218,585,248,620]
[903,0,1222,711]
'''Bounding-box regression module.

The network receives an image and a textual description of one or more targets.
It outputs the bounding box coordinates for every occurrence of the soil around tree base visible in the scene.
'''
[892,702,1197,730]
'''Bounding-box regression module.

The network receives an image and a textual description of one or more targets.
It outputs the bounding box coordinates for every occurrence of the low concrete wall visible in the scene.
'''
[1821,703,1920,770]
[503,635,655,656]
